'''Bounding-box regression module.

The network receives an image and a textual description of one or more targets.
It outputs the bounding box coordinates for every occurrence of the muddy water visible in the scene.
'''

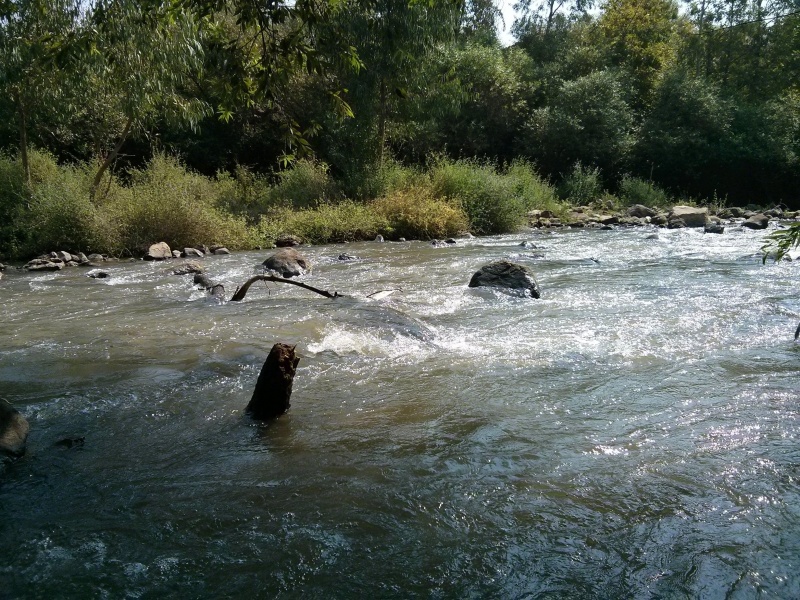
[1,226,799,598]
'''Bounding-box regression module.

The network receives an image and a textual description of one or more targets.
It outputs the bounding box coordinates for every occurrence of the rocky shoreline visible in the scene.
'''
[1,204,797,275]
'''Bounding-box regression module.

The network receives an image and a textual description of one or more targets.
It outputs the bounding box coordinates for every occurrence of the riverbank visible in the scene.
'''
[1,150,796,265]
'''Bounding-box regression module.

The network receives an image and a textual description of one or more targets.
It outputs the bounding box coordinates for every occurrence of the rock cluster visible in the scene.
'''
[24,251,104,271]
[529,204,797,232]
[145,242,230,260]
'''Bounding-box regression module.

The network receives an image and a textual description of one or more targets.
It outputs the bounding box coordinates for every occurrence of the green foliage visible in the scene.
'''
[257,201,388,246]
[761,223,800,263]
[0,150,118,258]
[341,158,425,201]
[268,159,339,209]
[105,155,254,255]
[372,186,469,240]
[518,70,634,176]
[618,175,671,208]
[429,157,562,234]
[558,162,603,205]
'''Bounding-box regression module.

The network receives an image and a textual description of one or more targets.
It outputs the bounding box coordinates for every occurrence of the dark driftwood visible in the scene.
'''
[247,343,300,420]
[230,275,339,301]
[795,321,800,340]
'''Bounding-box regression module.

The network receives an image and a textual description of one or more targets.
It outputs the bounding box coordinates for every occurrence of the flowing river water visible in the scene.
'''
[1,225,799,598]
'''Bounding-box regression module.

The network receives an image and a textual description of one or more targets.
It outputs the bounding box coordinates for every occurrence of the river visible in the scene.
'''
[1,225,799,598]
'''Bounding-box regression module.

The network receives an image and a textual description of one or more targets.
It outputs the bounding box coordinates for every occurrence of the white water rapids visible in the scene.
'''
[1,225,799,598]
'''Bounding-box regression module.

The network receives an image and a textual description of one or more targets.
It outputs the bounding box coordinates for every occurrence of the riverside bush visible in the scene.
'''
[558,163,603,205]
[372,186,468,240]
[430,158,562,234]
[268,159,338,208]
[618,175,671,208]
[0,150,120,257]
[258,201,388,245]
[107,155,254,255]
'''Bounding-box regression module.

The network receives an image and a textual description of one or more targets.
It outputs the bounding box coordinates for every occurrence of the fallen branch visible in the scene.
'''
[230,275,340,302]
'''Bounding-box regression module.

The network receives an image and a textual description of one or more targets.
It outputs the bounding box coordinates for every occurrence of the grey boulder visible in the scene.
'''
[742,213,770,230]
[262,248,310,278]
[468,260,541,298]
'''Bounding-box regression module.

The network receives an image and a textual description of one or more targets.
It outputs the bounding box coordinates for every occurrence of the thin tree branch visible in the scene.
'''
[229,275,340,301]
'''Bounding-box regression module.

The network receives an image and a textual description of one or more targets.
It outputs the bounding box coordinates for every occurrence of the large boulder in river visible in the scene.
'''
[1,398,29,458]
[742,213,770,230]
[144,242,172,261]
[669,206,708,227]
[262,248,310,278]
[468,260,541,298]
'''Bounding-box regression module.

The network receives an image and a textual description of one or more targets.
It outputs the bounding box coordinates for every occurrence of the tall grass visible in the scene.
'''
[618,175,671,208]
[430,157,562,234]
[0,152,567,261]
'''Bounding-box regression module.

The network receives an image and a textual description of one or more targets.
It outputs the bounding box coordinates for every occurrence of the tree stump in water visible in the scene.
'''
[246,343,300,420]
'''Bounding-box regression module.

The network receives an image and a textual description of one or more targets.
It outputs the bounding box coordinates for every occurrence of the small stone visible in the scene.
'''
[374,235,385,243]
[212,247,230,255]
[183,248,204,258]
[88,271,110,279]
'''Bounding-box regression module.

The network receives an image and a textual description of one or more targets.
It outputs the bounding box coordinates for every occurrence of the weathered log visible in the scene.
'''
[246,343,300,420]
[795,321,799,341]
[230,275,339,302]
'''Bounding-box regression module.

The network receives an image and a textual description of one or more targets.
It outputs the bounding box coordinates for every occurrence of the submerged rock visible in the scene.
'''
[468,260,541,298]
[1,398,29,458]
[172,261,204,276]
[194,272,213,289]
[262,248,310,278]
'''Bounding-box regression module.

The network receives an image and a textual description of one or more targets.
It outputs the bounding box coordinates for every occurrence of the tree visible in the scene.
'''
[517,69,634,177]
[84,0,211,197]
[597,0,686,106]
[0,0,81,185]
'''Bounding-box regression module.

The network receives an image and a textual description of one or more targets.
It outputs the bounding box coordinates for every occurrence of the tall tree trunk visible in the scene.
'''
[90,115,133,200]
[378,78,388,167]
[17,96,30,188]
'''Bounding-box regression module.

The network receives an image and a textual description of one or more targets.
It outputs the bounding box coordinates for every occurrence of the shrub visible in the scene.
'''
[505,159,564,216]
[215,165,271,221]
[372,186,469,239]
[106,155,254,254]
[268,159,338,208]
[340,158,425,200]
[429,158,525,235]
[257,201,388,245]
[558,163,603,205]
[618,175,671,208]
